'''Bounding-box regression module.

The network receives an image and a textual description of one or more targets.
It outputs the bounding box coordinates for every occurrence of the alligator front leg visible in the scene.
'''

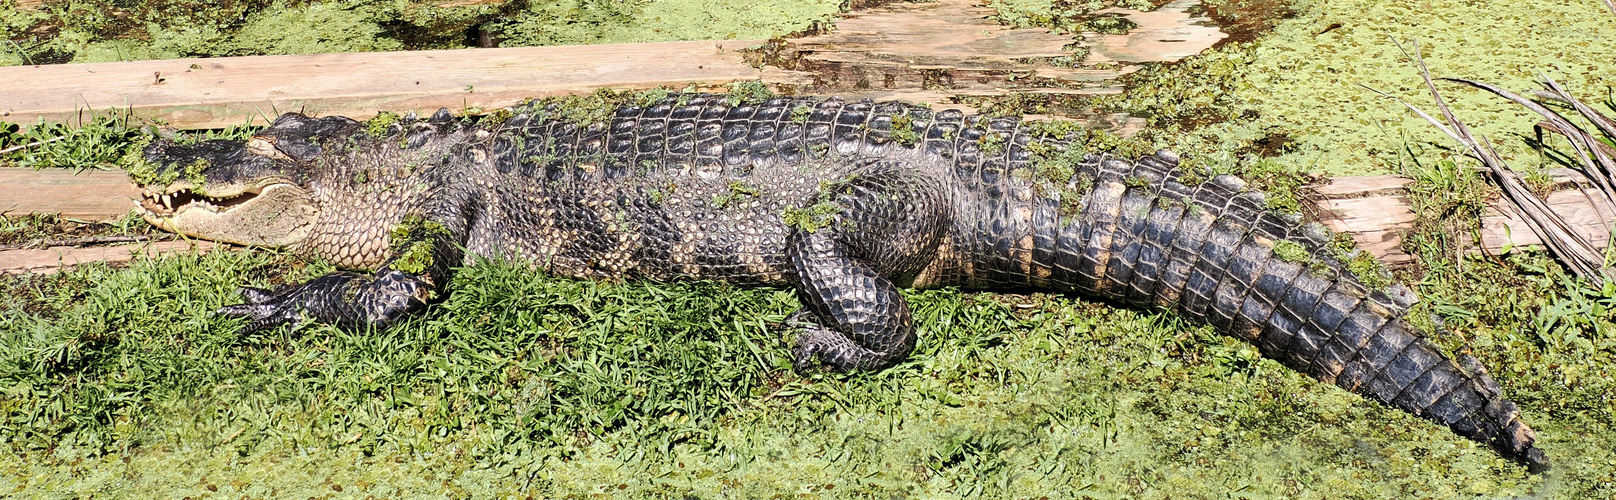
[219,212,465,334]
[786,165,951,371]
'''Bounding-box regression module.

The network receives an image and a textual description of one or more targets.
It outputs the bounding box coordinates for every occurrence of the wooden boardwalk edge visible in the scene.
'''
[5,167,1613,274]
[1,40,795,130]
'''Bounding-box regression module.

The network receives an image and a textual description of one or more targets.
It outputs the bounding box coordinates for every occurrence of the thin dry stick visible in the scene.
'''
[0,235,155,252]
[1376,40,1616,283]
[0,135,67,155]
[1448,77,1616,208]
[1446,76,1616,272]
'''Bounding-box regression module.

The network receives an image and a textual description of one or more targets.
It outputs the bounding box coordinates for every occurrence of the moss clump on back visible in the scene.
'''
[388,213,450,275]
[1271,239,1310,264]
[712,181,761,208]
[790,105,813,124]
[781,201,842,233]
[977,132,1006,154]
[782,175,859,233]
[1344,249,1392,291]
[366,111,402,138]
[889,114,919,147]
[480,108,514,127]
[524,87,688,126]
[725,81,776,106]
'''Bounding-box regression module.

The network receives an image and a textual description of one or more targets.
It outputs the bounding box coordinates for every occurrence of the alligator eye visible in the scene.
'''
[247,138,292,161]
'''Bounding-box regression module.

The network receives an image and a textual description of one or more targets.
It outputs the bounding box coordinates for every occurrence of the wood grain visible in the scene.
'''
[0,167,138,221]
[1,40,789,130]
[0,240,218,275]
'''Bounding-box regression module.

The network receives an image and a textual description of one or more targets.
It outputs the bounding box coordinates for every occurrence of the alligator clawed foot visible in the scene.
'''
[785,311,828,373]
[217,285,306,335]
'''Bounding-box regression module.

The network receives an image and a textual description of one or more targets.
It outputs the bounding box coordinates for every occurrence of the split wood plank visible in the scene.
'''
[1311,168,1615,266]
[0,240,218,275]
[782,0,1223,93]
[1315,195,1417,265]
[1088,0,1230,64]
[0,40,803,130]
[0,167,138,221]
[3,0,1228,133]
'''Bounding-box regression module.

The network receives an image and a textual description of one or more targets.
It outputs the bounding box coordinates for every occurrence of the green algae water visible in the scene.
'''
[0,0,840,65]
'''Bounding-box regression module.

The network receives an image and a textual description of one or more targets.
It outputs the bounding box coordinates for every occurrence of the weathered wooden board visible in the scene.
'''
[781,0,1223,93]
[0,167,138,220]
[1315,194,1417,265]
[1,40,798,130]
[1087,0,1229,64]
[1310,169,1616,265]
[0,240,217,275]
[1479,188,1616,253]
[4,0,1229,131]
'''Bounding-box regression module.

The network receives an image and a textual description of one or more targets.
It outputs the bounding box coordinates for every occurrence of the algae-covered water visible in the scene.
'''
[0,0,840,65]
[3,0,1616,498]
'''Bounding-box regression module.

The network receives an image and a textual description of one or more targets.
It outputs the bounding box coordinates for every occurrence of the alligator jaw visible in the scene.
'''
[137,181,318,248]
[138,181,272,219]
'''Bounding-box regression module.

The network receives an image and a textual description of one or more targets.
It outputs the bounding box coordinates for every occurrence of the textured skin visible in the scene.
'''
[140,94,1546,470]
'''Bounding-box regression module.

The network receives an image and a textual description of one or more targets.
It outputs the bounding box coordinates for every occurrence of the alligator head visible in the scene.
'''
[133,114,359,248]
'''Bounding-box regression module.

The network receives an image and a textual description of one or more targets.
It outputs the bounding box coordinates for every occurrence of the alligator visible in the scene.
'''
[132,93,1547,471]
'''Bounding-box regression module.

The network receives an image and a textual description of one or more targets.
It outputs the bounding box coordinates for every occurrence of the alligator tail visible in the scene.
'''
[1024,149,1547,471]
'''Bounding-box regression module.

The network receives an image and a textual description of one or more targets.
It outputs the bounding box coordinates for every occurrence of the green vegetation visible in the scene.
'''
[0,0,839,66]
[724,80,777,106]
[790,104,813,124]
[976,131,1006,154]
[364,110,402,138]
[989,0,1153,35]
[5,0,1616,496]
[387,214,450,275]
[0,112,145,170]
[712,181,762,209]
[1,111,259,173]
[889,114,919,147]
[8,244,1612,497]
[0,211,157,248]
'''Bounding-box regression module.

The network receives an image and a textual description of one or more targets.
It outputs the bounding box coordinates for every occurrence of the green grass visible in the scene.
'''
[4,0,1616,496]
[2,241,1613,497]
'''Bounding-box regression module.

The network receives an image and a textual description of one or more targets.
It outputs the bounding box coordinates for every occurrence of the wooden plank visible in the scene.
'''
[2,0,1232,132]
[0,240,218,275]
[1,40,793,130]
[1088,0,1230,64]
[1312,175,1410,198]
[755,0,1225,94]
[0,167,138,221]
[1479,187,1616,252]
[1315,195,1417,265]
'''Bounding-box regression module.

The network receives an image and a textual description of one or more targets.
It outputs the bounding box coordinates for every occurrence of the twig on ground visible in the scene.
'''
[0,235,156,251]
[0,135,68,155]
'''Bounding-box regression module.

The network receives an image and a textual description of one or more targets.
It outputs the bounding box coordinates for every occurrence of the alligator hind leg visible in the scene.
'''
[786,166,951,371]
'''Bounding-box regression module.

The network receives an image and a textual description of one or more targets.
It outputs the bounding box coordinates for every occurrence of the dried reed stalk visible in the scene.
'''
[1380,41,1616,284]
